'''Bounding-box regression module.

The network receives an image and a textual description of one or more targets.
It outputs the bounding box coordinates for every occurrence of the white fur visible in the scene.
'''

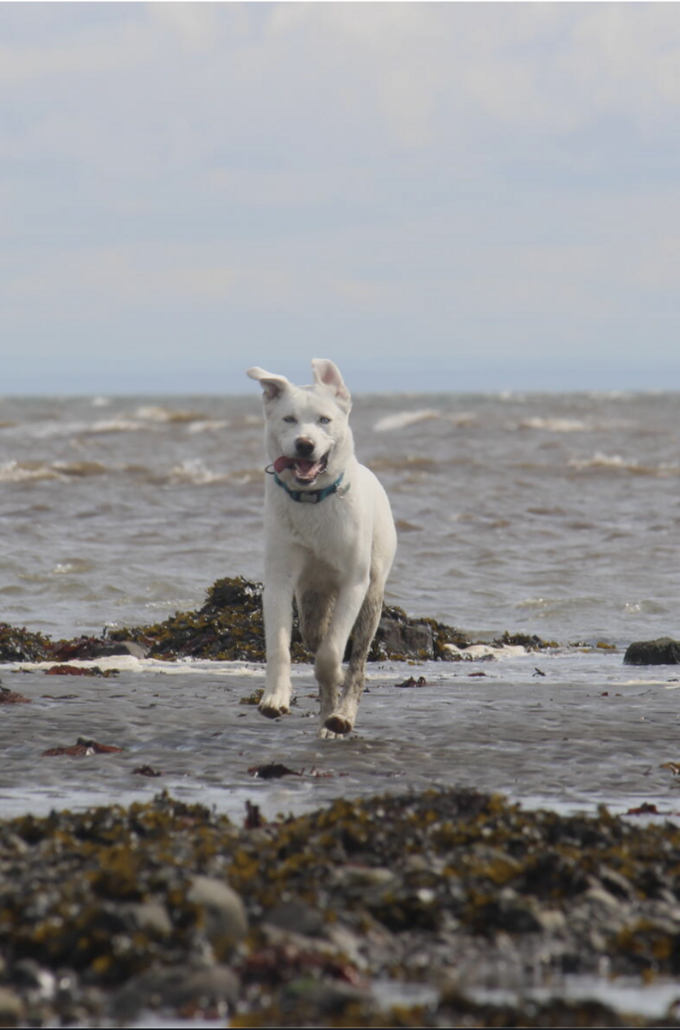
[247,359,397,738]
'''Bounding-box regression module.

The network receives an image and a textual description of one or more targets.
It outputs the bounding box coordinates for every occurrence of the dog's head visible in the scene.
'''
[247,359,353,487]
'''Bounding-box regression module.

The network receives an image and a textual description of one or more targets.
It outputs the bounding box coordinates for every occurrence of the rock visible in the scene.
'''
[375,615,434,658]
[624,637,680,665]
[113,963,239,1022]
[50,637,148,661]
[263,900,324,937]
[101,639,148,659]
[280,977,369,1015]
[187,876,248,956]
[121,901,173,937]
[333,864,396,889]
[0,987,24,1026]
[0,623,51,662]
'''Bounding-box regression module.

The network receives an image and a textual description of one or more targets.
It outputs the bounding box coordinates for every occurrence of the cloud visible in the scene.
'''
[2,2,680,390]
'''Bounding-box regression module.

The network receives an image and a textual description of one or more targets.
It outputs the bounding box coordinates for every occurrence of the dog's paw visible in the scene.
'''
[258,703,289,719]
[318,724,344,740]
[321,713,353,737]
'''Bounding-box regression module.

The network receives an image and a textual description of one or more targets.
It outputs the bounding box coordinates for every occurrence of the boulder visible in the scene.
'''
[623,637,680,665]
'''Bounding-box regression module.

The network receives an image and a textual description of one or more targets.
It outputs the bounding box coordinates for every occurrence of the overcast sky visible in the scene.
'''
[3,1,680,395]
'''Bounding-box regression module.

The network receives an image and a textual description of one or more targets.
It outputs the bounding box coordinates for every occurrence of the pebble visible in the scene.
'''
[187,875,248,954]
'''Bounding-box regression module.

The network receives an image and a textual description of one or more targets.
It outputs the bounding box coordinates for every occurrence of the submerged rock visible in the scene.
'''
[624,637,680,665]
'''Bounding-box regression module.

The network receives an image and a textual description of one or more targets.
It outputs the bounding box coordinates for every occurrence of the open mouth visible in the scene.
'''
[274,452,329,485]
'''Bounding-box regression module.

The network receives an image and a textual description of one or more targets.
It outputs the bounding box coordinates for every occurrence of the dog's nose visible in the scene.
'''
[295,437,315,458]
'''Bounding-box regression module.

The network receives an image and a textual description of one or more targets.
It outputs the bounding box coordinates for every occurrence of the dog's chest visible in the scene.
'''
[267,487,361,563]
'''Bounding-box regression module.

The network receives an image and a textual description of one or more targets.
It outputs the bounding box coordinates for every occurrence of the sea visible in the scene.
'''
[3,390,680,1022]
[1,389,678,645]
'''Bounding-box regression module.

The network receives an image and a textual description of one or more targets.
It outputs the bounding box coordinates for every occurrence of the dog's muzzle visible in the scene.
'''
[274,451,329,485]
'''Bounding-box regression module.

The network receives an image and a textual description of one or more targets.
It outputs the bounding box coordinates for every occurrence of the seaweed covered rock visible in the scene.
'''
[111,577,473,663]
[2,789,680,1026]
[372,606,471,661]
[624,637,680,666]
[0,576,515,667]
[496,630,557,651]
[110,576,271,662]
[0,623,52,662]
[0,624,145,664]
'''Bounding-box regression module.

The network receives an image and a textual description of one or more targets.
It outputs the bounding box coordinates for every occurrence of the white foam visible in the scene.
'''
[569,452,639,472]
[519,416,591,432]
[0,460,62,482]
[567,453,680,476]
[186,419,229,434]
[373,409,440,432]
[4,655,266,676]
[167,459,229,485]
[134,405,207,424]
[444,643,527,659]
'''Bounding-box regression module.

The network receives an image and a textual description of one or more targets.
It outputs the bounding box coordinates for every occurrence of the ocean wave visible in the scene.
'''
[186,419,230,434]
[373,409,441,432]
[0,459,120,482]
[51,558,96,576]
[85,418,149,434]
[0,460,62,482]
[134,405,209,424]
[568,453,680,476]
[517,596,604,617]
[52,461,108,477]
[20,418,150,439]
[167,459,231,485]
[518,417,592,432]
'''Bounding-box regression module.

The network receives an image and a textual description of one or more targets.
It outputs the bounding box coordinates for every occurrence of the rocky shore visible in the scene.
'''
[0,576,556,666]
[4,578,680,1025]
[2,787,680,1027]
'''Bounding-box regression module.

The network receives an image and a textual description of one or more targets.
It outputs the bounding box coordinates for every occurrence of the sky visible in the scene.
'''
[3,1,680,395]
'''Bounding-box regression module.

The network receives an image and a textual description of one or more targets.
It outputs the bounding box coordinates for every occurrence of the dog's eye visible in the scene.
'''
[318,416,331,425]
[283,416,297,424]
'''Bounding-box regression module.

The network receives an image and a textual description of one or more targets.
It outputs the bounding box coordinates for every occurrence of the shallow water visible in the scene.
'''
[3,649,680,824]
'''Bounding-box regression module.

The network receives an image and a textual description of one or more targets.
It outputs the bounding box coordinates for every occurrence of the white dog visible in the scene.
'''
[247,359,397,738]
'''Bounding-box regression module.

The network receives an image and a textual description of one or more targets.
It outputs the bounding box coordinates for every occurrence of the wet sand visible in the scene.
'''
[4,648,680,1026]
[2,648,679,823]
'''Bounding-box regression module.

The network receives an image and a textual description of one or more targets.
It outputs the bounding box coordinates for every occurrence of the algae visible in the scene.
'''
[0,577,562,668]
[3,788,680,1025]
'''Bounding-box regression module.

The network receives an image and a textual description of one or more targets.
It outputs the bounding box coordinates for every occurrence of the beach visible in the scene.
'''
[2,391,680,1025]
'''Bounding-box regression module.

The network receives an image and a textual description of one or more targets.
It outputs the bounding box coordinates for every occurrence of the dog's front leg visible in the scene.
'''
[259,558,296,719]
[315,576,369,738]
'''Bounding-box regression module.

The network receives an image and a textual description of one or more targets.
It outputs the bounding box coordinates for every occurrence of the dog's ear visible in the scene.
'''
[247,367,290,402]
[311,359,351,411]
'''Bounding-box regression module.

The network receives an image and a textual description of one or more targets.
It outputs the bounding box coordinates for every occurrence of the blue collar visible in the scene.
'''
[273,470,348,504]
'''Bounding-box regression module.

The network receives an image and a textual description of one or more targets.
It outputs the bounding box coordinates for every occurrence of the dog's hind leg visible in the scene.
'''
[320,579,384,738]
[297,588,336,654]
[313,576,369,730]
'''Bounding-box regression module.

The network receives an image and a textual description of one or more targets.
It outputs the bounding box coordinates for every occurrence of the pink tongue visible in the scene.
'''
[273,455,319,479]
[273,456,294,474]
